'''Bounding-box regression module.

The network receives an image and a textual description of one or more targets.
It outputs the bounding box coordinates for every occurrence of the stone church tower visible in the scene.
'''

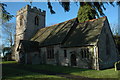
[13,5,46,61]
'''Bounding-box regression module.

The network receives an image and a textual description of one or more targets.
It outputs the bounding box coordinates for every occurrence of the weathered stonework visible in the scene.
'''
[13,5,45,61]
[38,45,97,69]
[98,19,119,69]
[13,5,119,70]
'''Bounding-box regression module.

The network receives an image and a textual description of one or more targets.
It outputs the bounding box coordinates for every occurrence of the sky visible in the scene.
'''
[0,2,119,56]
[4,2,118,27]
[5,2,80,26]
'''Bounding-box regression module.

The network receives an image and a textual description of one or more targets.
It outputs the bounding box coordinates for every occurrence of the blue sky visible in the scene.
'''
[5,2,79,26]
[4,2,118,27]
[0,2,119,56]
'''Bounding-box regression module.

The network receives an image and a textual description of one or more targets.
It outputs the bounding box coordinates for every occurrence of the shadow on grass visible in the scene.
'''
[2,62,91,80]
[2,64,64,80]
[2,62,118,79]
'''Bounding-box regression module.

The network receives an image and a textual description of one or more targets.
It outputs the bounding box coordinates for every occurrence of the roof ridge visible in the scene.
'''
[34,17,77,35]
[42,16,106,30]
[40,20,73,45]
[38,16,106,31]
[45,17,77,28]
[77,16,107,25]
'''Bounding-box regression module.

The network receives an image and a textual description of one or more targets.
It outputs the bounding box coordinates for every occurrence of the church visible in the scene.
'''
[12,5,119,70]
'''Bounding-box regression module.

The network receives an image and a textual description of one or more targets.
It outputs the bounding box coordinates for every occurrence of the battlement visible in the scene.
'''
[17,5,46,16]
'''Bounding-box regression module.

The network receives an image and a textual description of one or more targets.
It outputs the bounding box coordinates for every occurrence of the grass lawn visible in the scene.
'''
[24,63,119,78]
[2,61,67,80]
[2,61,119,79]
[1,61,17,64]
[3,67,62,79]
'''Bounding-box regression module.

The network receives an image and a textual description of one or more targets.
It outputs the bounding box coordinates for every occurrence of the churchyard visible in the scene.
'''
[1,61,120,80]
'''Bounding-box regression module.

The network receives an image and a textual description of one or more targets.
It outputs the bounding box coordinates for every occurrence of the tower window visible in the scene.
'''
[35,16,39,26]
[20,15,23,26]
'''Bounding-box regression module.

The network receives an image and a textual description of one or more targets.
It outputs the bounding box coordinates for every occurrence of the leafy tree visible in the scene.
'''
[0,3,14,58]
[55,2,119,22]
[77,2,106,22]
[0,3,13,23]
[25,1,120,22]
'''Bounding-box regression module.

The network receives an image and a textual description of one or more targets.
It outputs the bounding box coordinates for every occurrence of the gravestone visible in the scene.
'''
[115,61,120,71]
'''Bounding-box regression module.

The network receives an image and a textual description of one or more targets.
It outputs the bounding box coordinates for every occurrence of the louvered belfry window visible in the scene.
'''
[35,16,39,26]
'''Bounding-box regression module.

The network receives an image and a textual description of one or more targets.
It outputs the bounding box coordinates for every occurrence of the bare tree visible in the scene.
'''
[2,22,15,47]
[1,22,15,58]
[110,24,119,35]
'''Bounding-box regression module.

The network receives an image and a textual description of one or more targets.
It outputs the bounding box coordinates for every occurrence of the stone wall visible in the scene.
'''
[22,51,40,64]
[98,20,119,69]
[40,45,95,69]
[13,5,46,61]
[61,47,94,69]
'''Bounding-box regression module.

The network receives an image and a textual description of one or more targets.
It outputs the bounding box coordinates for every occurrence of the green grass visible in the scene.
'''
[2,61,120,79]
[72,68,119,78]
[3,67,61,79]
[24,64,119,78]
[2,61,67,80]
[1,61,17,64]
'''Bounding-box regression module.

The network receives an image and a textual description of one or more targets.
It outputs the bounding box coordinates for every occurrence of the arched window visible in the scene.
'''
[19,15,23,26]
[35,16,39,26]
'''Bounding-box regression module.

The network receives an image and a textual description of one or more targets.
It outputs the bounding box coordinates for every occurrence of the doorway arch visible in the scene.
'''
[71,54,77,66]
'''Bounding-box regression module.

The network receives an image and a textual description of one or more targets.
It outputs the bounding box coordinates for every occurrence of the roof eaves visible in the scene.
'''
[48,17,77,27]
[77,16,107,25]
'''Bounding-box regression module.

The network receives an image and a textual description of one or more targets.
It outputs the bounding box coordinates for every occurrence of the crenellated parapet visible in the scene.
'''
[17,5,46,16]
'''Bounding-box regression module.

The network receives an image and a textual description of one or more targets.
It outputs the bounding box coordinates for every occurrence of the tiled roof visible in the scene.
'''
[31,18,77,47]
[31,17,107,47]
[18,40,39,52]
[63,17,106,47]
